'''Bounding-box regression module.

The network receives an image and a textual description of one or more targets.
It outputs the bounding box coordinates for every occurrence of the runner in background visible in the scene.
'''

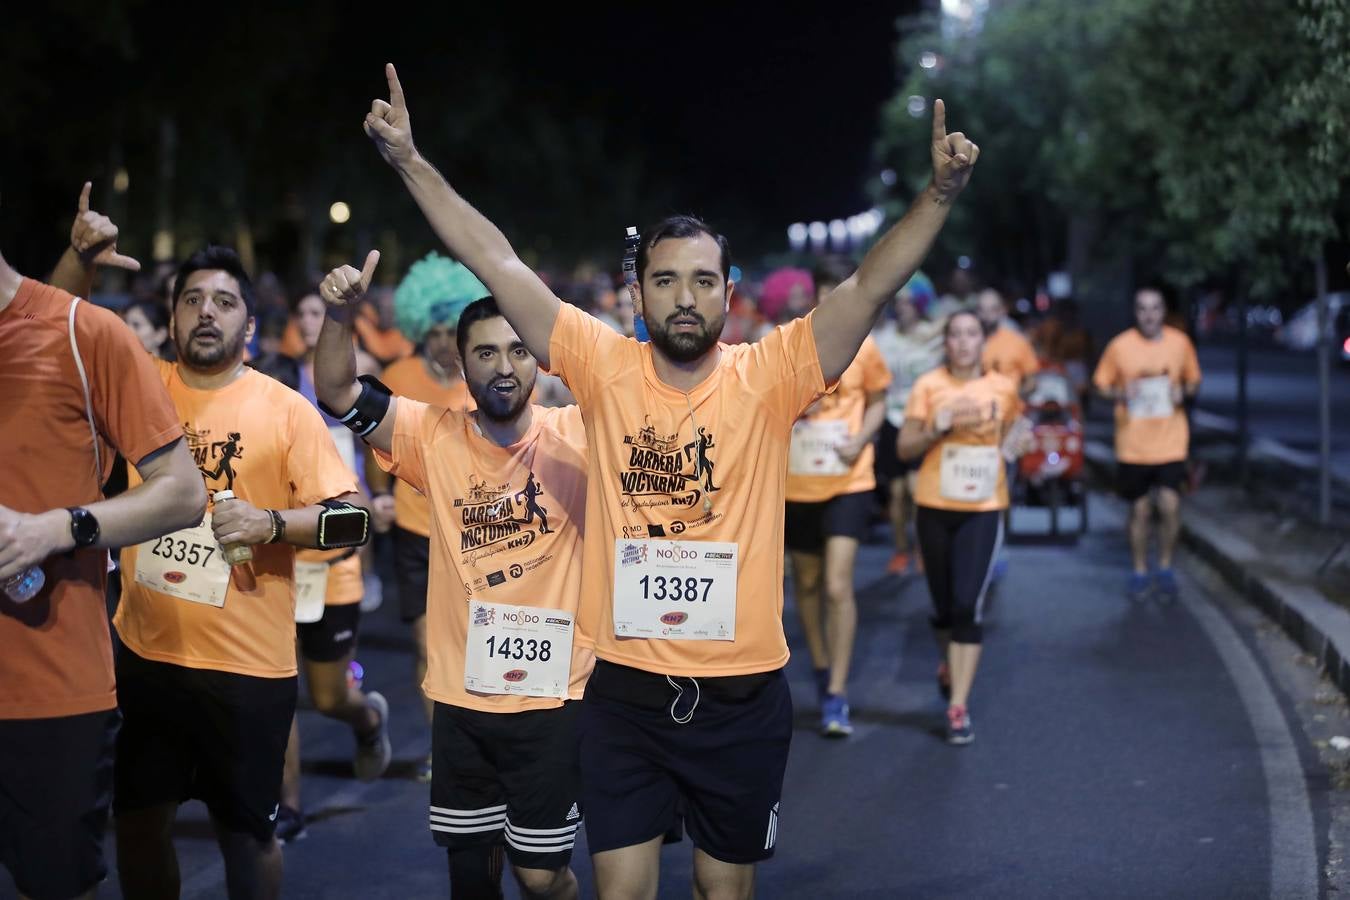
[784,256,891,737]
[872,272,943,575]
[315,257,592,900]
[976,287,1038,395]
[899,310,1032,745]
[378,252,485,780]
[111,246,372,900]
[1092,286,1202,603]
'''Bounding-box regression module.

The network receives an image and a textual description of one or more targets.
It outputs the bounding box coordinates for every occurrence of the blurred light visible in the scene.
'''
[153,229,174,262]
[869,208,886,231]
[828,220,848,247]
[880,168,897,187]
[788,222,808,251]
[847,215,869,239]
[957,255,972,270]
[1047,452,1061,465]
[112,169,130,194]
[1015,298,1032,315]
[1343,336,1350,354]
[329,201,351,224]
[907,95,927,118]
[919,51,938,70]
[1035,292,1051,312]
[808,221,828,242]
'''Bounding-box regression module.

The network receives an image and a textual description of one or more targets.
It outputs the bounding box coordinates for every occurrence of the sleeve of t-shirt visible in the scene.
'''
[1181,337,1202,385]
[546,302,627,406]
[1092,340,1119,392]
[286,397,361,506]
[81,302,183,467]
[370,397,434,495]
[755,311,831,421]
[859,337,893,393]
[1004,382,1025,422]
[904,375,932,425]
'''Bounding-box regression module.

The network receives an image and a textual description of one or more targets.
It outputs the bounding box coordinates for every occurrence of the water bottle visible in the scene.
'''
[3,566,45,603]
[212,490,254,566]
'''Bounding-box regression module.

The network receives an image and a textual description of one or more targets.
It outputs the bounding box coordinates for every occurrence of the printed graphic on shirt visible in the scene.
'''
[619,417,720,511]
[455,469,559,584]
[186,424,246,493]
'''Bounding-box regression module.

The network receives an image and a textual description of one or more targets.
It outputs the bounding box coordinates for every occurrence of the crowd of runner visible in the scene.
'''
[0,67,1206,900]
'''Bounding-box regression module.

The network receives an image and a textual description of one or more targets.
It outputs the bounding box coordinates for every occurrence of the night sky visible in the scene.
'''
[1,3,922,274]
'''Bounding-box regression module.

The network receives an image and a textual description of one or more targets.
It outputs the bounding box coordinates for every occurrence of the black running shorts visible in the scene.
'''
[1117,461,1186,502]
[394,525,431,623]
[784,490,874,553]
[298,601,361,663]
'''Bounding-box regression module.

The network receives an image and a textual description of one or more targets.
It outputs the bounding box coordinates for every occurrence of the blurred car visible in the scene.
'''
[1278,291,1349,351]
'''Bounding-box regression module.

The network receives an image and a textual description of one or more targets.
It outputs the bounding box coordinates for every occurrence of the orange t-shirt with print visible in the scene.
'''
[374,400,593,712]
[785,335,891,503]
[1,280,183,719]
[382,356,473,537]
[906,367,1022,512]
[116,361,358,678]
[548,302,830,677]
[982,326,1039,387]
[1092,326,1201,465]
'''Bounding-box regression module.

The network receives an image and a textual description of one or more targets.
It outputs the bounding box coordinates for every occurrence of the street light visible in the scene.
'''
[329,201,351,224]
[907,95,927,118]
[920,51,938,70]
[113,169,130,193]
[788,222,808,252]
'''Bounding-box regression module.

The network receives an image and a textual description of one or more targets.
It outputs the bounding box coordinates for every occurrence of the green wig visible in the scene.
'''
[394,252,489,343]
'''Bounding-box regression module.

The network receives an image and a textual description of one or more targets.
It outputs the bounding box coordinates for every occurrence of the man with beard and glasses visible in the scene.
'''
[359,63,978,898]
[107,245,372,900]
[314,261,592,900]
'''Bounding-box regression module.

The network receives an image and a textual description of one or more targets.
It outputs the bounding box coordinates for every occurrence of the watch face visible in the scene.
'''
[70,507,99,547]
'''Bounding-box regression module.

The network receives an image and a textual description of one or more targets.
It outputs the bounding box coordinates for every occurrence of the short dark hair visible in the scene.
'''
[172,246,256,316]
[248,351,300,391]
[124,299,169,331]
[636,215,731,285]
[454,295,504,360]
[812,255,855,291]
[1135,282,1171,309]
[944,308,983,340]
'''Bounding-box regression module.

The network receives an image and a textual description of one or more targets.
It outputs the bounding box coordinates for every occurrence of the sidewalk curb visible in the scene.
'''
[1085,440,1350,697]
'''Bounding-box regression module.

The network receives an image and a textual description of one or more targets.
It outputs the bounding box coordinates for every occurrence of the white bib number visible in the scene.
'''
[788,420,850,477]
[1128,375,1174,420]
[612,540,738,641]
[294,561,329,623]
[464,601,574,699]
[939,445,1001,503]
[134,513,231,607]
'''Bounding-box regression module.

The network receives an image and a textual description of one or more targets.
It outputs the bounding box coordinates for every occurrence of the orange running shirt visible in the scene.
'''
[1,280,182,719]
[374,400,593,712]
[1092,326,1201,465]
[116,361,358,678]
[785,335,891,502]
[906,367,1022,512]
[382,356,473,537]
[982,326,1040,387]
[548,302,829,677]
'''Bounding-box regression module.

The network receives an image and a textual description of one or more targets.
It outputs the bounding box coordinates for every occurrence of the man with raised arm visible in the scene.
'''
[362,64,977,899]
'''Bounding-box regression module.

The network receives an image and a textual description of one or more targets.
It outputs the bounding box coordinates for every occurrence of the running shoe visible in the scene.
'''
[821,694,853,738]
[417,752,434,783]
[1127,572,1151,603]
[1154,568,1179,604]
[813,667,830,705]
[275,805,307,844]
[946,705,973,745]
[936,661,952,701]
[886,551,912,575]
[353,692,392,782]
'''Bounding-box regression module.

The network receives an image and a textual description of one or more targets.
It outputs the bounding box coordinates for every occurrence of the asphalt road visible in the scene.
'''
[0,496,1331,899]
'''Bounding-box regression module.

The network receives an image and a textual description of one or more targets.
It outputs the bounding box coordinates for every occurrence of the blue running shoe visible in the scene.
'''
[1127,572,1151,603]
[1154,568,1179,604]
[821,694,853,738]
[946,705,974,745]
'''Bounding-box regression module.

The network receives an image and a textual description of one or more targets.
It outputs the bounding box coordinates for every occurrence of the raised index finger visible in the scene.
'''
[359,249,381,287]
[78,181,92,213]
[932,98,947,143]
[386,63,406,111]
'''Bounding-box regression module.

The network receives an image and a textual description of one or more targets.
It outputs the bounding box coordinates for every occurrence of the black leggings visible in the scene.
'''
[915,506,1003,644]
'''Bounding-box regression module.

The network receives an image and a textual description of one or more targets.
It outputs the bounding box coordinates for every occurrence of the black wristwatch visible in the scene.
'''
[67,507,100,548]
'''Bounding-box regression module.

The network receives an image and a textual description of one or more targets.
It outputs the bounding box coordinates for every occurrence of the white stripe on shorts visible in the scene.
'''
[504,820,577,853]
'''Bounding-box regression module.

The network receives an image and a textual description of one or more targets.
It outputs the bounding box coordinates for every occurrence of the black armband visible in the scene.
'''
[316,500,370,550]
[319,375,392,439]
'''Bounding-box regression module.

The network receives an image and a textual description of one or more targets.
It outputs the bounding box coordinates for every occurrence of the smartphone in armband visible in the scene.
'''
[317,501,370,549]
[623,225,650,343]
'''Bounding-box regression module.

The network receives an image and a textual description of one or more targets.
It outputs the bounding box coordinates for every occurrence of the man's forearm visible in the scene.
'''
[854,185,954,308]
[31,459,206,554]
[48,248,93,299]
[279,493,367,549]
[398,154,516,278]
[315,306,361,413]
[859,398,888,443]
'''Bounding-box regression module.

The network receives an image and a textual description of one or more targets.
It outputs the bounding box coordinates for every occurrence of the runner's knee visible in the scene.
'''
[513,864,567,897]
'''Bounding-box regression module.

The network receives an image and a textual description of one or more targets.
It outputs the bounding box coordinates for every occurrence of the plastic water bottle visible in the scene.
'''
[3,566,45,603]
[212,490,253,566]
